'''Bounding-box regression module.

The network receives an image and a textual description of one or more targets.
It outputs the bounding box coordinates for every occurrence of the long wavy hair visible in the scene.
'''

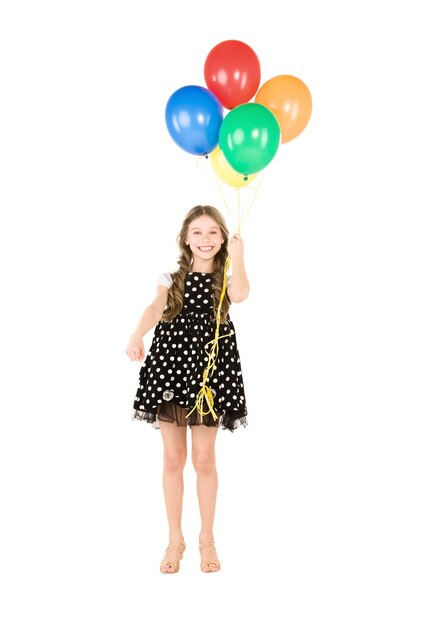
[161,205,230,323]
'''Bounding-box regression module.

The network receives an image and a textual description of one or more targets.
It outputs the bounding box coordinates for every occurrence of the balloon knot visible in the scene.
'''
[243,176,248,181]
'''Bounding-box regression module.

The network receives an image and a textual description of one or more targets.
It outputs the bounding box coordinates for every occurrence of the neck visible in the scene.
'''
[191,260,214,273]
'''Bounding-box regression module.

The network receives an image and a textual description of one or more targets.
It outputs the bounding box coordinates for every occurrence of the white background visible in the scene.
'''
[1,0,425,624]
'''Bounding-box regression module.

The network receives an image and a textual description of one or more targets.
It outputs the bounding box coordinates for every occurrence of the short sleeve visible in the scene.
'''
[157,272,173,289]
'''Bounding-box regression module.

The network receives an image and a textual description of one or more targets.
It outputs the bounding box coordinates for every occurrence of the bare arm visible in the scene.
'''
[125,284,169,361]
[227,234,250,303]
[132,284,169,338]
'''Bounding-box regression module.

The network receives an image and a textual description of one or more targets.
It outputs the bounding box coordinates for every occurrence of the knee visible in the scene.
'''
[163,451,186,473]
[192,452,216,475]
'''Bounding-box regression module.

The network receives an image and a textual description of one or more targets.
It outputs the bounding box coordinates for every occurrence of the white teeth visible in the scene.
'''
[199,246,213,251]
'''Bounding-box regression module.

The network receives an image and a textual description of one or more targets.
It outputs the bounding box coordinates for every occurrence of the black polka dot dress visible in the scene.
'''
[132,271,248,432]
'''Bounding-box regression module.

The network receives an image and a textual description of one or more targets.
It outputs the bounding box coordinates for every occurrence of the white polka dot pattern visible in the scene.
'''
[132,272,247,432]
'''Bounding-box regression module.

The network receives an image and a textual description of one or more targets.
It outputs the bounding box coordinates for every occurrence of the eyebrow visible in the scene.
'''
[190,226,219,231]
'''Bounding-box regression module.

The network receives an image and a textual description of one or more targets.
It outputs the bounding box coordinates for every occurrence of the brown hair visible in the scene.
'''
[161,205,230,323]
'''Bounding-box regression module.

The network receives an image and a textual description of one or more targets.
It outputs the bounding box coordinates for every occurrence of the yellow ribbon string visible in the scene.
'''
[210,168,236,231]
[186,255,234,423]
[187,159,258,423]
[237,187,241,232]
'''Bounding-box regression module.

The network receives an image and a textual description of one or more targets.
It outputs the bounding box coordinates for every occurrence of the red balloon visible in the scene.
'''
[204,40,261,110]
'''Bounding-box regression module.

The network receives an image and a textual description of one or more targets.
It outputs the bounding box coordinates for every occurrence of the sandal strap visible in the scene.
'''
[199,540,216,549]
[166,539,185,549]
[199,541,220,569]
[161,540,185,565]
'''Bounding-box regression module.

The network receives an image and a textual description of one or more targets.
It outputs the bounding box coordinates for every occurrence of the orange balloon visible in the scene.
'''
[255,75,312,143]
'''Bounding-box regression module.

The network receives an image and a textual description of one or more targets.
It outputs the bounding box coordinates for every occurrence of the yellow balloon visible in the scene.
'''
[209,146,257,188]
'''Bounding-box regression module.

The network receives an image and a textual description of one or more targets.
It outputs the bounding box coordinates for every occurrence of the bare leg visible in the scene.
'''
[191,425,220,572]
[159,420,187,573]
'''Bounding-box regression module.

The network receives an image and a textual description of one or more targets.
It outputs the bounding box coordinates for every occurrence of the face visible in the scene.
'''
[185,215,224,263]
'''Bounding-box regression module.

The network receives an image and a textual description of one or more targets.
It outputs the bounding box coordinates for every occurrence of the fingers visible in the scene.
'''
[131,348,142,361]
[125,346,144,361]
[228,233,244,255]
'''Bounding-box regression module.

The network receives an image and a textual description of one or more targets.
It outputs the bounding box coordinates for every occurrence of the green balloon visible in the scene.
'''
[219,103,281,175]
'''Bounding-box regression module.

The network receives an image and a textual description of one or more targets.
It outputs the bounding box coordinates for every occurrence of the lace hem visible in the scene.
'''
[132,400,248,433]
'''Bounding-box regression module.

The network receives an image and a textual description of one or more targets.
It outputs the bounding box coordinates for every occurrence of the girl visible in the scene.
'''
[125,205,249,574]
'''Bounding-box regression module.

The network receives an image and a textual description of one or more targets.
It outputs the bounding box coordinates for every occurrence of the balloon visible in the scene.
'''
[255,75,312,143]
[165,85,223,155]
[209,146,256,188]
[219,103,281,175]
[204,40,261,110]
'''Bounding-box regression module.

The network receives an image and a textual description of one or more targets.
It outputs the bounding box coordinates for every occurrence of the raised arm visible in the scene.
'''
[227,233,250,303]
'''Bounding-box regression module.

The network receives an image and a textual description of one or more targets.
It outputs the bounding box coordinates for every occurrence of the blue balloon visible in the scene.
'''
[165,85,224,156]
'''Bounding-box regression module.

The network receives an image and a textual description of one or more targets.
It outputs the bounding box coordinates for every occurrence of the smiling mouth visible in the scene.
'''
[198,246,214,252]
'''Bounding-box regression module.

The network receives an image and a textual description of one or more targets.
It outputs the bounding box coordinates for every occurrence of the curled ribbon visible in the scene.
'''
[186,255,234,423]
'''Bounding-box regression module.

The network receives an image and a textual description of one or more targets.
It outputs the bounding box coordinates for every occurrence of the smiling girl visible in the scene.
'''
[125,204,249,574]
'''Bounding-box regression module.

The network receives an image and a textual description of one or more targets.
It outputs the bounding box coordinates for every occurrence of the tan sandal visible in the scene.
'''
[160,539,186,573]
[199,540,221,573]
